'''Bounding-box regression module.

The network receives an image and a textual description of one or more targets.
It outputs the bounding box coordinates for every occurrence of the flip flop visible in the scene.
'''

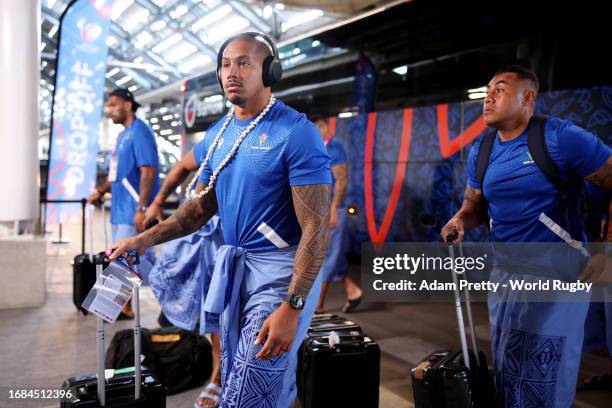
[342,296,361,313]
[579,373,612,391]
[194,383,222,408]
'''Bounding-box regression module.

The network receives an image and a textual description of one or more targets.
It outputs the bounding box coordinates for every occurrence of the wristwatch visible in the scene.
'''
[284,294,305,310]
[137,206,147,213]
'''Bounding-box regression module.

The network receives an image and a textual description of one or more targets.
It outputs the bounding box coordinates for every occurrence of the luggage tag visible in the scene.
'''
[81,250,142,323]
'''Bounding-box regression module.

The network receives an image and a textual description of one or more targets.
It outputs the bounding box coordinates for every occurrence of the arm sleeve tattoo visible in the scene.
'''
[143,183,218,246]
[289,184,332,297]
[586,156,612,190]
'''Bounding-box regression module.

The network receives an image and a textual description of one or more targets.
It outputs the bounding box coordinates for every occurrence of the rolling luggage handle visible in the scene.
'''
[445,231,480,371]
[93,250,142,406]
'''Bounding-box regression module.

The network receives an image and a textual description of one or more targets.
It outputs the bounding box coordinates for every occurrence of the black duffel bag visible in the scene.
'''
[106,326,212,395]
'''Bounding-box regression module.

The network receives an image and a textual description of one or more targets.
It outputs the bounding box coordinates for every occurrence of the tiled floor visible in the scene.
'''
[0,210,609,407]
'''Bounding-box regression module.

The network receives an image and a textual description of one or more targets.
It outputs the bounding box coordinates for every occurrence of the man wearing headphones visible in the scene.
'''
[110,32,332,408]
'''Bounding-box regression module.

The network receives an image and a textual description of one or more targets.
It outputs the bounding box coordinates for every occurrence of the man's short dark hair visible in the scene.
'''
[495,64,539,95]
[309,114,327,124]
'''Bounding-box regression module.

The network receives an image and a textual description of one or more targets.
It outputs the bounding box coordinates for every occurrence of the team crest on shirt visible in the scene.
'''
[252,133,271,150]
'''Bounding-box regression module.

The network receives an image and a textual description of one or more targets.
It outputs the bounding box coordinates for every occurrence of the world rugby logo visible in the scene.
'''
[184,94,198,128]
[77,19,102,42]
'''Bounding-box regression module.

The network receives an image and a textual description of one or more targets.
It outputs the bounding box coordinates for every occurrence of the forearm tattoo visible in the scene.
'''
[144,183,218,246]
[331,163,348,209]
[460,186,487,224]
[586,155,612,190]
[155,166,190,205]
[138,167,156,208]
[289,184,332,297]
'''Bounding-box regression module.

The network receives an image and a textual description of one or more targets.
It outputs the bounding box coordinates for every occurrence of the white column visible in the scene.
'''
[0,0,40,225]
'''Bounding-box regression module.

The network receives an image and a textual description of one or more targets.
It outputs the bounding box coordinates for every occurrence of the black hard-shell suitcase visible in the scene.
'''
[72,200,95,314]
[298,332,380,408]
[62,252,166,407]
[73,253,95,315]
[61,367,165,407]
[307,316,362,334]
[411,234,495,407]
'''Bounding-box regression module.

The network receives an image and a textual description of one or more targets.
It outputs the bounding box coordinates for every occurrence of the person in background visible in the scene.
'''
[88,88,159,318]
[310,114,362,313]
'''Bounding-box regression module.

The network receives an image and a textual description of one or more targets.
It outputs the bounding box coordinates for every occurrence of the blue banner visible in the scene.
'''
[352,53,377,113]
[46,0,113,224]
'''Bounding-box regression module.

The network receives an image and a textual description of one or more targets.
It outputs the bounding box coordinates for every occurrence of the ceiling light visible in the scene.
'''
[111,0,134,21]
[263,5,273,19]
[274,3,284,10]
[192,4,233,32]
[281,9,323,32]
[170,4,188,19]
[467,86,487,94]
[468,92,487,100]
[165,42,197,63]
[48,25,58,38]
[128,85,138,92]
[152,33,182,53]
[160,129,172,135]
[392,65,408,75]
[134,32,153,48]
[106,67,120,77]
[106,36,118,47]
[151,20,167,31]
[116,76,131,86]
[203,17,249,44]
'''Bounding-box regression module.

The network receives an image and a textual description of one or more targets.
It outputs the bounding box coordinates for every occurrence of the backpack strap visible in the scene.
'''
[527,115,569,200]
[475,131,496,194]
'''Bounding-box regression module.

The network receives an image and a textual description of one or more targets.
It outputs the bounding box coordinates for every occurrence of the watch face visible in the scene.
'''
[292,295,304,309]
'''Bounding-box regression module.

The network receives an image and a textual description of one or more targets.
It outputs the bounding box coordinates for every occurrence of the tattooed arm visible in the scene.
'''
[440,185,487,243]
[255,183,331,360]
[586,155,612,190]
[109,183,217,258]
[143,149,198,225]
[288,183,332,296]
[134,166,157,231]
[330,163,348,228]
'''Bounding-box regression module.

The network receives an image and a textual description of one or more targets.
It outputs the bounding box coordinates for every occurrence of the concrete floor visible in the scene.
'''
[0,210,610,407]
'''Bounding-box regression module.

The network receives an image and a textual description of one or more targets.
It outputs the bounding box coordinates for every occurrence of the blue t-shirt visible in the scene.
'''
[197,100,332,251]
[326,138,348,207]
[110,117,160,225]
[468,116,611,243]
[193,137,207,167]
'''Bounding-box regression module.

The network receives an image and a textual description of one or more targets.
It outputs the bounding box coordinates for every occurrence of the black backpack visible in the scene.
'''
[475,115,606,240]
[106,326,213,395]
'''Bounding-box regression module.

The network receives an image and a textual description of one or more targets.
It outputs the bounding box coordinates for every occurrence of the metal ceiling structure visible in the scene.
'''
[39,0,397,126]
[38,0,398,165]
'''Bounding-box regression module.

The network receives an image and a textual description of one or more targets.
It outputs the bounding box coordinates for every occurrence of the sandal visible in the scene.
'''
[194,382,222,408]
[579,373,612,391]
[342,296,361,313]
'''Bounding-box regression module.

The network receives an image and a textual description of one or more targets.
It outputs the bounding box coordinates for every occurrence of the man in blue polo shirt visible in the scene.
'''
[441,65,612,407]
[310,114,362,314]
[89,88,159,316]
[110,33,331,407]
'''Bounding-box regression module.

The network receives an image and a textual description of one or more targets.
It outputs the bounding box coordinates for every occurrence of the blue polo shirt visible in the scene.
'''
[197,100,332,251]
[468,116,610,243]
[110,117,160,225]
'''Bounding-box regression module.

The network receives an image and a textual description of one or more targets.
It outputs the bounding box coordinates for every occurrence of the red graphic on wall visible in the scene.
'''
[437,104,487,159]
[364,109,413,243]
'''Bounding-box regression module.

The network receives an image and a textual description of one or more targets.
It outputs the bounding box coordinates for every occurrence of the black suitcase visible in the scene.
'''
[307,316,362,334]
[72,200,95,314]
[62,252,166,407]
[298,332,380,408]
[411,235,495,407]
[61,368,165,407]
